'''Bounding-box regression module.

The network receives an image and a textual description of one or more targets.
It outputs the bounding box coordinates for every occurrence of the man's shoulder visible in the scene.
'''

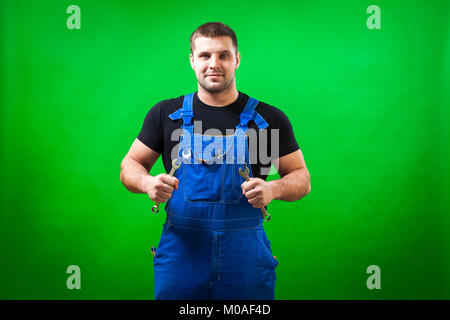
[243,93,292,127]
[150,95,185,114]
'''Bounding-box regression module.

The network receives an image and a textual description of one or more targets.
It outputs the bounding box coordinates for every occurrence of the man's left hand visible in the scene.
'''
[241,178,274,208]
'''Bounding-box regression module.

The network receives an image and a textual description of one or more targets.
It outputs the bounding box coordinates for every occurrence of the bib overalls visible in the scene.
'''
[153,93,279,300]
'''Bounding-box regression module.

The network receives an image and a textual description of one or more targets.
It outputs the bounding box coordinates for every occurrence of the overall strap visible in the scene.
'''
[168,93,195,162]
[168,94,269,163]
[168,93,194,126]
[235,97,269,135]
[169,94,269,131]
[234,97,269,165]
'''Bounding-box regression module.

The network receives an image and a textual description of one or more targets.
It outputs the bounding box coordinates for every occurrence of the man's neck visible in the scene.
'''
[197,85,239,107]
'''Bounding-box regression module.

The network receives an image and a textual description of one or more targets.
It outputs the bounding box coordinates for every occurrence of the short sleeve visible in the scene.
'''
[277,110,300,158]
[137,102,164,153]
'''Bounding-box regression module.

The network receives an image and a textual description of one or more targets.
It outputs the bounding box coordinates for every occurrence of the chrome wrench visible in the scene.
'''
[152,158,181,214]
[238,165,271,221]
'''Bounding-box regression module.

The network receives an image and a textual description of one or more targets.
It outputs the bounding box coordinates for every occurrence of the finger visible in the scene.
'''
[157,184,173,194]
[156,197,168,203]
[160,174,177,187]
[170,176,179,187]
[155,180,174,193]
[153,196,167,204]
[157,190,173,199]
[241,179,260,193]
[245,188,260,199]
[248,196,262,205]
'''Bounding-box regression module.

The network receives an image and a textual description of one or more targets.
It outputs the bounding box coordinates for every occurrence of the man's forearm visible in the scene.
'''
[120,156,152,194]
[268,168,311,202]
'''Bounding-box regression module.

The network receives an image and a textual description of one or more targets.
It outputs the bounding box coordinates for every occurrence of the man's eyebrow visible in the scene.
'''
[197,50,231,55]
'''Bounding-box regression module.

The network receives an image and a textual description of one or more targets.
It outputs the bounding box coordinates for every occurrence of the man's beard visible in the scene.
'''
[198,74,234,94]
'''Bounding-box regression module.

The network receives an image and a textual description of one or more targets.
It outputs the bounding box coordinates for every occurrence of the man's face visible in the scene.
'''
[190,36,240,94]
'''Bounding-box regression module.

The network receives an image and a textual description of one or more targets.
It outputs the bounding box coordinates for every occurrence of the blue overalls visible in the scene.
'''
[153,93,279,300]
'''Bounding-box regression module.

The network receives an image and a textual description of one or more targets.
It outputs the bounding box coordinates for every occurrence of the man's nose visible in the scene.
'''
[209,55,220,69]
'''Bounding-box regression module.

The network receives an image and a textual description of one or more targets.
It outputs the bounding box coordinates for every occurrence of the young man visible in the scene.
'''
[120,22,311,300]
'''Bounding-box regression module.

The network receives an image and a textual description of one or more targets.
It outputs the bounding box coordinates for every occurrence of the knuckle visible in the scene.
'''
[154,180,162,188]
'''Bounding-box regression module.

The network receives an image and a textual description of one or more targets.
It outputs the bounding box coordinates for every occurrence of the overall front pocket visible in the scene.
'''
[154,223,172,263]
[255,228,279,269]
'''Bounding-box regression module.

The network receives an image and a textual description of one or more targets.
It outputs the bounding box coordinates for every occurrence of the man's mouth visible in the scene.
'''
[206,74,223,77]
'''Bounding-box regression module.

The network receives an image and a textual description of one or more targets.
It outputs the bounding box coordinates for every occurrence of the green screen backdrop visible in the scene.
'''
[1,0,449,299]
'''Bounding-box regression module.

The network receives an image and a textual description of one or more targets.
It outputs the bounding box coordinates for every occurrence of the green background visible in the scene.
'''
[1,0,449,299]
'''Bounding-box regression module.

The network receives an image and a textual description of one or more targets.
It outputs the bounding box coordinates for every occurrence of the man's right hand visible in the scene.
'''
[145,174,179,204]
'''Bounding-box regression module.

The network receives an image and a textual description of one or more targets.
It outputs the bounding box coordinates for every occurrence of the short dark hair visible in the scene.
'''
[190,22,238,53]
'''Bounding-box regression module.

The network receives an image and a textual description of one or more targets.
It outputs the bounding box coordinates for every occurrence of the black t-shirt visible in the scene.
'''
[137,91,299,181]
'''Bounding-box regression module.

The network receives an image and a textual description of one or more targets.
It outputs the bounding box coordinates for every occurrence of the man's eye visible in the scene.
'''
[200,54,209,58]
[220,54,228,58]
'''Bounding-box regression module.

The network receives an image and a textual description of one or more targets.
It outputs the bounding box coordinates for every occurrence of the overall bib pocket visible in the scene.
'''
[182,138,244,203]
[182,158,223,202]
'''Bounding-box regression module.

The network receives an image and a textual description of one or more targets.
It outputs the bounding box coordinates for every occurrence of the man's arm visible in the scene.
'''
[120,139,178,203]
[242,149,311,208]
[268,149,311,202]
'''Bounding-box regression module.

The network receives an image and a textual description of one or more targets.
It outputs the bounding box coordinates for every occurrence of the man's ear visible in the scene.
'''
[189,53,194,70]
[235,51,241,70]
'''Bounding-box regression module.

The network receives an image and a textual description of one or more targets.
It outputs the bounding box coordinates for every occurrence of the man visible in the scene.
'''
[120,22,311,300]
